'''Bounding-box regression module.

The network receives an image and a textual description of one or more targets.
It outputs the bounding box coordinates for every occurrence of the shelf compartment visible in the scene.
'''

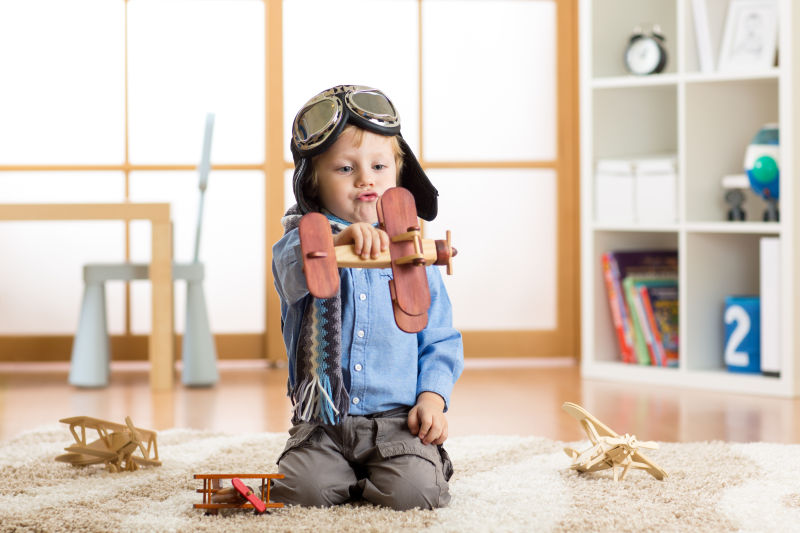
[593,85,678,159]
[590,230,678,364]
[684,232,767,373]
[591,0,677,78]
[684,78,779,223]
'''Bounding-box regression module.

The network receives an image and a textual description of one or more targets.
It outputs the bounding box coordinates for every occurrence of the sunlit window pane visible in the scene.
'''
[129,170,264,333]
[422,0,556,161]
[0,172,126,334]
[0,0,125,164]
[424,169,557,330]
[283,0,420,161]
[128,0,265,164]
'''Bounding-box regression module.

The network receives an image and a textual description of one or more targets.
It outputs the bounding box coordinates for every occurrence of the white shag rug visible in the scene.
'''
[2,426,800,532]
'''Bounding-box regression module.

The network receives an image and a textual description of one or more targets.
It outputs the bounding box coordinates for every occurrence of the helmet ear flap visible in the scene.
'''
[292,157,319,214]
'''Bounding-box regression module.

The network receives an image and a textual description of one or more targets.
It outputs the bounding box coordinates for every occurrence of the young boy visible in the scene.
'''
[271,85,463,510]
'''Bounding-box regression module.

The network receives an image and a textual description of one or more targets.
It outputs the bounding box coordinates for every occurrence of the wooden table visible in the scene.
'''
[0,203,174,390]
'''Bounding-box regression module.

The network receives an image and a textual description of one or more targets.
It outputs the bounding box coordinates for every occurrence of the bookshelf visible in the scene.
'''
[579,0,800,396]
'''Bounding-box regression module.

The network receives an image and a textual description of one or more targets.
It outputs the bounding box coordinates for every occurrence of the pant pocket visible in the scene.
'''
[373,418,451,508]
[437,445,454,482]
[277,422,319,464]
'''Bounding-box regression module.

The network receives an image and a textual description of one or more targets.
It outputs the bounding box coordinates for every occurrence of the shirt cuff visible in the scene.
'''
[417,370,456,412]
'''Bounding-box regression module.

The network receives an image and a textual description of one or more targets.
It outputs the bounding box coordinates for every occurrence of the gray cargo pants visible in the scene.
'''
[270,407,453,511]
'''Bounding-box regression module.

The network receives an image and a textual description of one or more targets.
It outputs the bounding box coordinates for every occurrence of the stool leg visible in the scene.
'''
[70,281,110,387]
[182,280,218,386]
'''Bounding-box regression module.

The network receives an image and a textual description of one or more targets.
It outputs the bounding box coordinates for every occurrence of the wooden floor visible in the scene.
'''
[1,359,798,444]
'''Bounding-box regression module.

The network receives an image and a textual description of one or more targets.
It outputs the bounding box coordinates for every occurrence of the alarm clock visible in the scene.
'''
[624,25,668,75]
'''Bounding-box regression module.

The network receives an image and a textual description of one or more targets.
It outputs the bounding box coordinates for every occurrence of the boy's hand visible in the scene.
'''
[408,391,448,445]
[333,223,389,260]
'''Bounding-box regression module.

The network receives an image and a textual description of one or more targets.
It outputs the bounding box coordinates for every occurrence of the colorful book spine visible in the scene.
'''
[646,284,679,367]
[639,286,665,366]
[623,276,651,365]
[601,252,634,363]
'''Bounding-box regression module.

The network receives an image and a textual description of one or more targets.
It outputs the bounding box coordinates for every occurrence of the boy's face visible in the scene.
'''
[315,127,398,224]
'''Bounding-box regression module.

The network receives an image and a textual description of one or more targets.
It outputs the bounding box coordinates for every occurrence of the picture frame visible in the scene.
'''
[717,0,778,72]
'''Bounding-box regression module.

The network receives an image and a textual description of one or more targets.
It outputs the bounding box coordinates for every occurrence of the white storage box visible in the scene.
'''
[594,155,677,224]
[635,156,677,224]
[595,159,634,224]
[636,172,677,223]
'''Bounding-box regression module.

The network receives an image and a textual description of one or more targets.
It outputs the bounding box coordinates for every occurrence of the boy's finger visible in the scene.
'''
[360,230,372,258]
[418,414,432,441]
[379,230,389,251]
[407,410,420,434]
[423,421,442,445]
[370,229,382,258]
[434,423,448,445]
[352,230,364,256]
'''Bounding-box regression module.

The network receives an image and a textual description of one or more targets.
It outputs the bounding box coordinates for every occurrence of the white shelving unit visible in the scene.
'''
[579,0,800,396]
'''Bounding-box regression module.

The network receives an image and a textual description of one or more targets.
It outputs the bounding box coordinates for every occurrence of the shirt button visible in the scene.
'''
[352,397,360,405]
[354,363,363,371]
[359,293,366,301]
[357,330,365,338]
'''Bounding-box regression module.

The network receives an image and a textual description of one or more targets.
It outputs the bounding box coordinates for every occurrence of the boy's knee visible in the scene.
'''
[272,434,355,507]
[271,477,344,508]
[364,454,450,510]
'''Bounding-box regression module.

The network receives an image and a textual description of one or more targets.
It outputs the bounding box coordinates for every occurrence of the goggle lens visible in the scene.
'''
[294,98,339,143]
[348,91,397,121]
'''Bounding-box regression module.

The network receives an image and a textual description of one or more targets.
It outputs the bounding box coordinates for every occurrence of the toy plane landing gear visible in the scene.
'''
[193,473,285,515]
[562,402,667,481]
[299,186,457,332]
[54,416,161,473]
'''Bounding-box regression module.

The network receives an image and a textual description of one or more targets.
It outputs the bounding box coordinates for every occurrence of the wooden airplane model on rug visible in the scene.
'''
[562,402,667,482]
[194,473,285,515]
[299,186,457,333]
[55,416,161,473]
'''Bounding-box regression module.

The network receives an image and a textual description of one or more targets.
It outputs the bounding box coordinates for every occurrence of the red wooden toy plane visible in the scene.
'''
[194,473,284,515]
[299,186,456,332]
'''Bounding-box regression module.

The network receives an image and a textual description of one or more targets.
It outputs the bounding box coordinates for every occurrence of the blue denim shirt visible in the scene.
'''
[272,222,464,415]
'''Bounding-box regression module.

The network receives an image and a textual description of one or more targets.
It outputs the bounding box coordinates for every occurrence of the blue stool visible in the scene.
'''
[69,262,217,387]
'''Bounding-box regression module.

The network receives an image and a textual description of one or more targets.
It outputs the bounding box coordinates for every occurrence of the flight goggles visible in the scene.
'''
[291,85,401,156]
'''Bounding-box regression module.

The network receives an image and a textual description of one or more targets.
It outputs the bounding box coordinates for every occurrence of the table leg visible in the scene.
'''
[150,220,174,390]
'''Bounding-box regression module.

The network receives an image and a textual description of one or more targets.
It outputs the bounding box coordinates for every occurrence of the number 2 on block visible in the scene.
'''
[724,305,751,367]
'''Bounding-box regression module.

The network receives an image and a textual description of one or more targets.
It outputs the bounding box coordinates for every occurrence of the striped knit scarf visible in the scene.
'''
[281,206,350,425]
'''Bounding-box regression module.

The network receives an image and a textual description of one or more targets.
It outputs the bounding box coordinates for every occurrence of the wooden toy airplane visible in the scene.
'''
[54,416,161,473]
[194,473,285,515]
[562,402,667,482]
[299,186,457,333]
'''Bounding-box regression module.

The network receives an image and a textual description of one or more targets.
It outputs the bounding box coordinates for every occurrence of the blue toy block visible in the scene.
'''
[723,296,760,374]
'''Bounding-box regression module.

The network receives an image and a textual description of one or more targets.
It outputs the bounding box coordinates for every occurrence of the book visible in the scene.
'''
[638,285,664,366]
[623,277,653,365]
[637,280,679,367]
[601,253,634,363]
[691,0,715,72]
[623,276,677,365]
[602,251,678,363]
[760,237,780,376]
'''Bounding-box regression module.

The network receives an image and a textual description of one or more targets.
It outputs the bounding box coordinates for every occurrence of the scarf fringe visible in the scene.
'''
[291,376,349,425]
